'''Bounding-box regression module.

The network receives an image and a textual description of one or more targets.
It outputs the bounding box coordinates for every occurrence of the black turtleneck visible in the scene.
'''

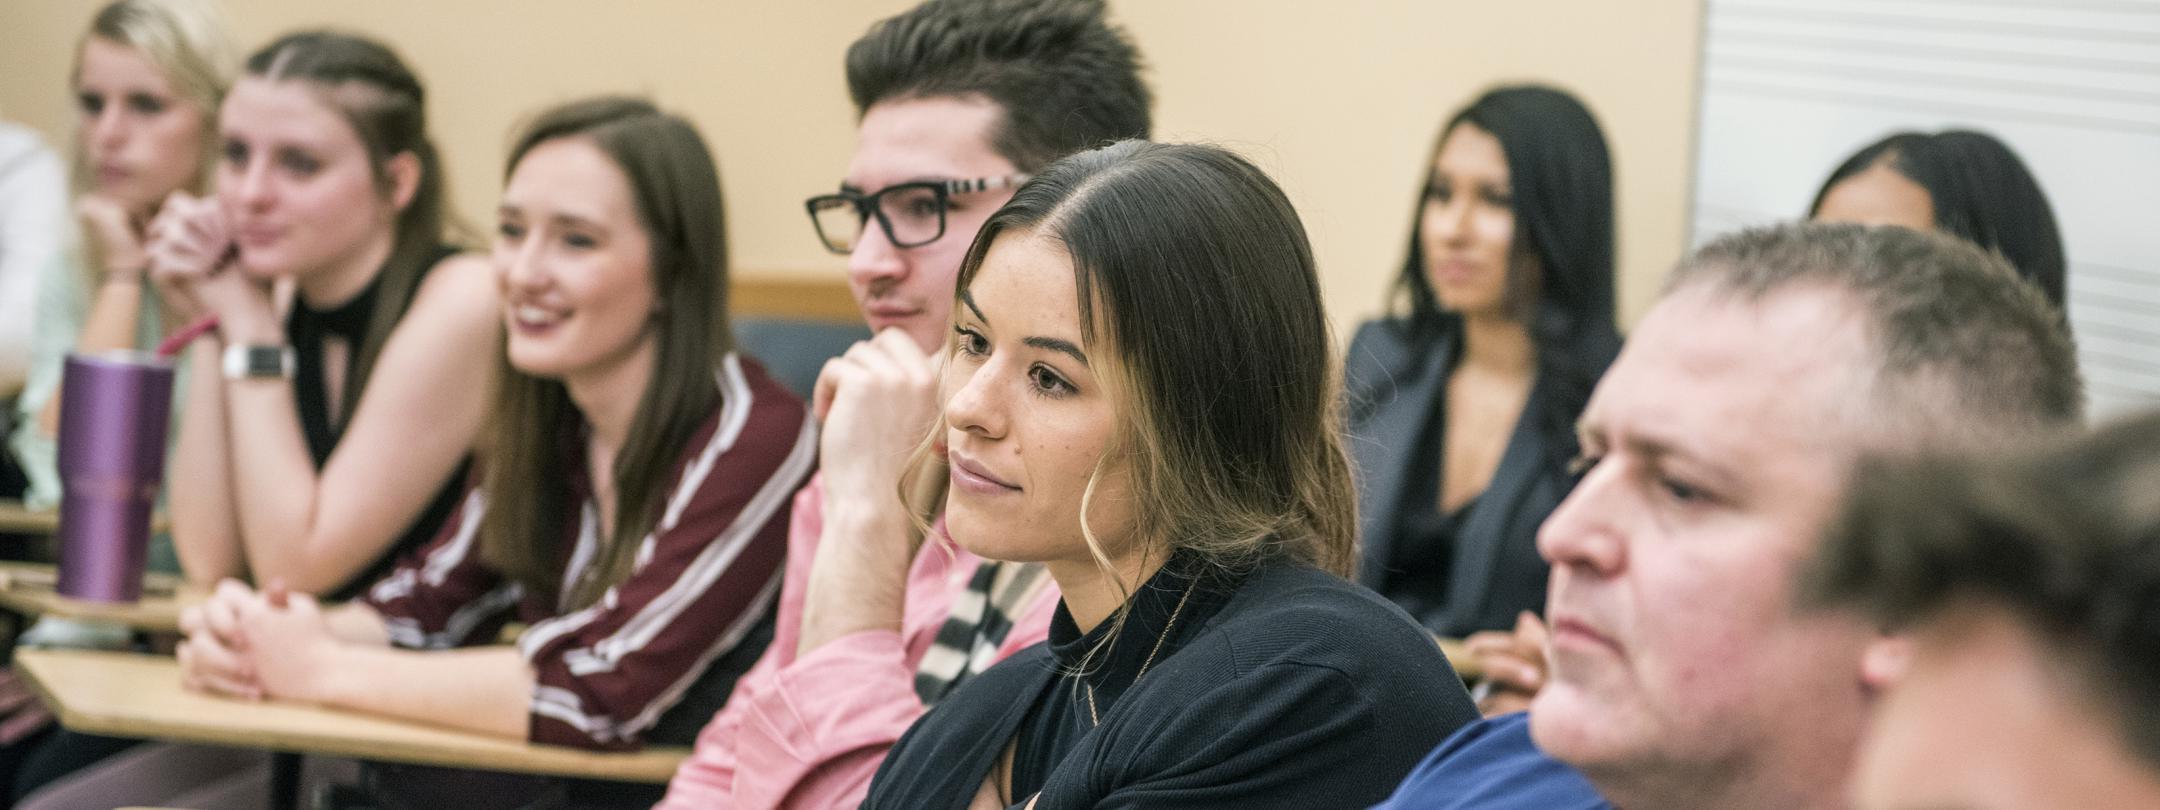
[1009,557,1224,798]
[865,555,1480,810]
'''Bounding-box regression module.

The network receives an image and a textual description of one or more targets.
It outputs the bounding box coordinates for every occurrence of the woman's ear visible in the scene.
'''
[385,151,422,213]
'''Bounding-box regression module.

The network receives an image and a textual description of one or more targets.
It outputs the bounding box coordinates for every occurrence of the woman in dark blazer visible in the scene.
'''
[1347,84,1621,640]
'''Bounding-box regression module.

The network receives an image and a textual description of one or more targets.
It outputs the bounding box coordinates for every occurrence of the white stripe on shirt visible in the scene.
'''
[563,401,815,676]
[368,489,487,604]
[380,582,525,649]
[618,567,783,737]
[515,360,752,662]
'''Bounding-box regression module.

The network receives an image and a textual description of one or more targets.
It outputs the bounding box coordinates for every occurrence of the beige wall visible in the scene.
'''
[0,0,1702,332]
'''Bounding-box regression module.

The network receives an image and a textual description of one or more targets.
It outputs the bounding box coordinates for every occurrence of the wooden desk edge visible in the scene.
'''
[0,562,193,632]
[0,503,59,534]
[0,501,170,535]
[9,595,185,632]
[1436,636,1483,682]
[13,651,687,783]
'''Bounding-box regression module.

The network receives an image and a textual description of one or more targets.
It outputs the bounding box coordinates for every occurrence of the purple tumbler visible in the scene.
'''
[54,351,176,603]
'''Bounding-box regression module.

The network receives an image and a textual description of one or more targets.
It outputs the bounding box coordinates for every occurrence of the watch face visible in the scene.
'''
[225,345,294,379]
[247,347,283,376]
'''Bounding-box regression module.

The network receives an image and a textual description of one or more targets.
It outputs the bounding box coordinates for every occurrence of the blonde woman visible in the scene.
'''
[0,2,231,800]
[864,141,1479,809]
[8,0,233,514]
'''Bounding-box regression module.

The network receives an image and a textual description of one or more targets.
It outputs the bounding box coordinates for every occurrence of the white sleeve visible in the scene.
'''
[0,125,72,397]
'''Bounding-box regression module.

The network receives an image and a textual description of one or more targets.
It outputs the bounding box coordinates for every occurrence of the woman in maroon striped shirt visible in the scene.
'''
[173,96,815,807]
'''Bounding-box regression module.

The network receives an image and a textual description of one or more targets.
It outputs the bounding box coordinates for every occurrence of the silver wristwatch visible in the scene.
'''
[222,344,296,380]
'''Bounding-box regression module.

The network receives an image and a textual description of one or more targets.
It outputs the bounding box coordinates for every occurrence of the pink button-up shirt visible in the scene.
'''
[658,473,1060,808]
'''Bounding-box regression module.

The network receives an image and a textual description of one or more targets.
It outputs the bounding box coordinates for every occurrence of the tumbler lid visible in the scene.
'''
[67,349,177,370]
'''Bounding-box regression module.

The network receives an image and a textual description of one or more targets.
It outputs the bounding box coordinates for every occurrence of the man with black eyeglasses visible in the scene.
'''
[659,1,1150,806]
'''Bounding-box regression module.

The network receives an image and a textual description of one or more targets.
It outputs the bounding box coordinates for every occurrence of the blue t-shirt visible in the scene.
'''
[1370,712,1610,809]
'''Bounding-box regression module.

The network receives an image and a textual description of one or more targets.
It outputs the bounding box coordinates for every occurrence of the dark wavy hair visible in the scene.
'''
[1809,130,2066,308]
[1389,84,1621,447]
[844,0,1151,172]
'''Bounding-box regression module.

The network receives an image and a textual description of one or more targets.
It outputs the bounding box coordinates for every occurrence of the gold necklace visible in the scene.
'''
[1084,577,1199,727]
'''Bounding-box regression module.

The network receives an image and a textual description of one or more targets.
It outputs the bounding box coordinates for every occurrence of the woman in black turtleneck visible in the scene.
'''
[863,141,1479,810]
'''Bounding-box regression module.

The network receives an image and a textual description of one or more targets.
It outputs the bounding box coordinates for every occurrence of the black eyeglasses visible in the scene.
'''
[804,175,1030,254]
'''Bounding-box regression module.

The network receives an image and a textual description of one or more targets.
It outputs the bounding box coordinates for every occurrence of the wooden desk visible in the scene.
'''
[0,501,58,535]
[1437,636,1482,682]
[15,649,688,783]
[0,500,171,536]
[0,561,199,633]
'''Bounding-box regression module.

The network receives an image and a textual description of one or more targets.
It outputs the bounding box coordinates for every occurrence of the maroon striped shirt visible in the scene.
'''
[363,354,816,749]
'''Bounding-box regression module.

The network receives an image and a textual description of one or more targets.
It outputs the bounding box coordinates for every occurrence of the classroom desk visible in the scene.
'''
[0,501,58,535]
[1437,635,1482,682]
[0,561,199,633]
[14,649,690,783]
[0,500,170,536]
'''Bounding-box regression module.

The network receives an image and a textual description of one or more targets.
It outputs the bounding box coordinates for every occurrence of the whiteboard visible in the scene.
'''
[1689,0,2160,419]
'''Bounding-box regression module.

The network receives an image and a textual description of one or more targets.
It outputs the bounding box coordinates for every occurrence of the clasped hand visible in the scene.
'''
[176,579,339,703]
[144,192,276,338]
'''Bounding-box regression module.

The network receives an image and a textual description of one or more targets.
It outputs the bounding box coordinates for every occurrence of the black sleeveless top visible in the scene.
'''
[1383,383,1484,621]
[284,247,469,601]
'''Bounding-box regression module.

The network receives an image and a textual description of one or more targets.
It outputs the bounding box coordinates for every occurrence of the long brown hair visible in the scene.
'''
[907,140,1357,582]
[240,31,450,423]
[479,97,733,609]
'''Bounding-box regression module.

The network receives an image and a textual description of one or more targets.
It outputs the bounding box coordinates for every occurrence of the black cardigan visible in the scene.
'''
[864,559,1480,809]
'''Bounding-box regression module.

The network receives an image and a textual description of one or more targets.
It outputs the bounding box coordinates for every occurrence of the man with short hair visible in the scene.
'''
[660,1,1149,806]
[1807,411,2160,810]
[1374,222,2082,809]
